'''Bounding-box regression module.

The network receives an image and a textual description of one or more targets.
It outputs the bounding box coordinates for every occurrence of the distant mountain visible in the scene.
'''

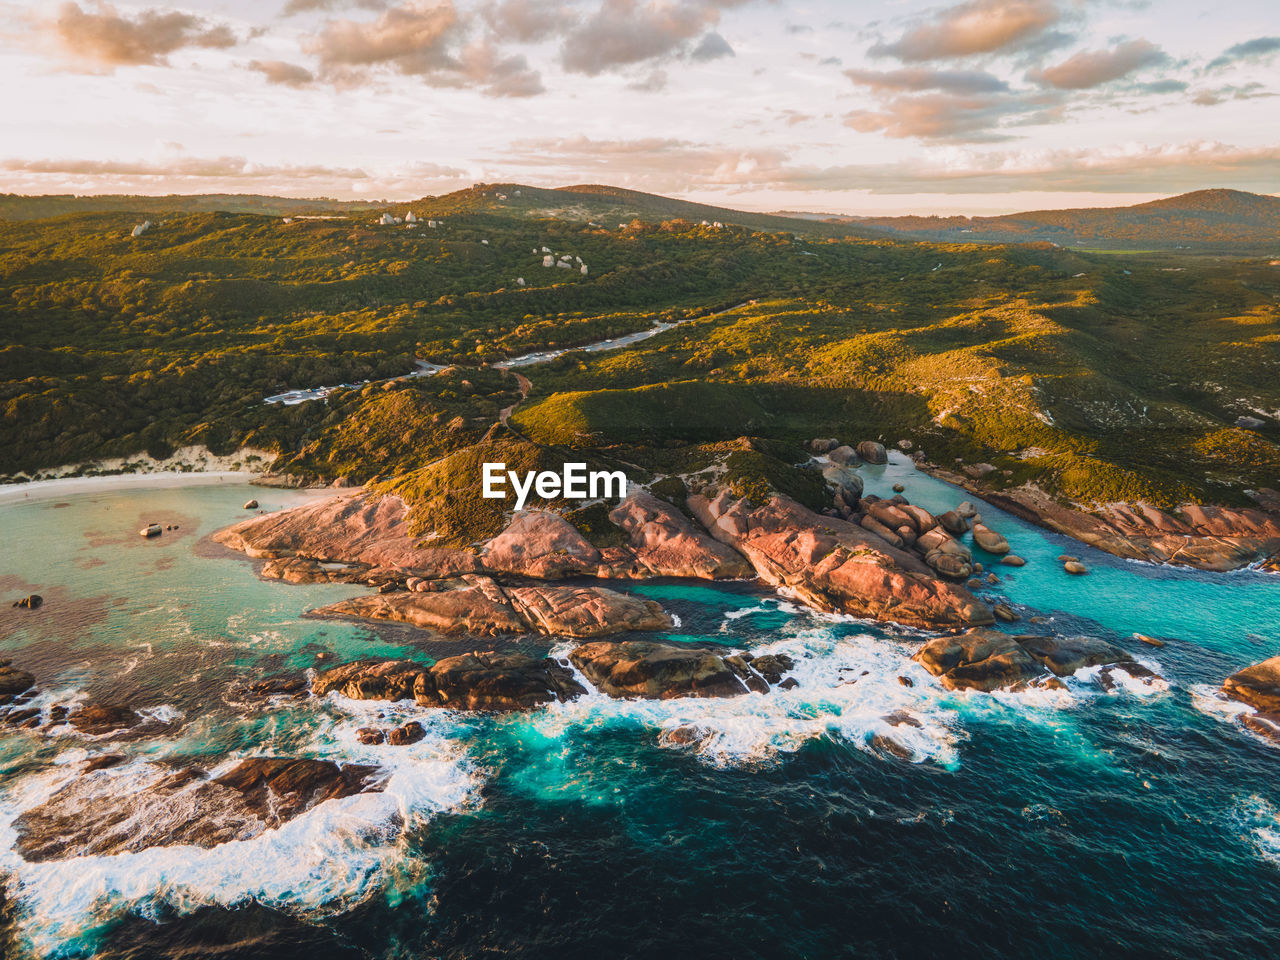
[407,182,876,240]
[0,193,390,220]
[851,189,1280,251]
[5,184,1275,250]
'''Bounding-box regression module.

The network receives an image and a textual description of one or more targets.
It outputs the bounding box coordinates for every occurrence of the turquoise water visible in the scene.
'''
[1,475,1279,958]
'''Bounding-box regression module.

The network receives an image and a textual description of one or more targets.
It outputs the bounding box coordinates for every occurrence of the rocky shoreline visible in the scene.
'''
[920,465,1280,573]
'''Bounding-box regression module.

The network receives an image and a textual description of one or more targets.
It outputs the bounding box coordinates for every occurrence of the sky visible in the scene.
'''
[2,0,1278,214]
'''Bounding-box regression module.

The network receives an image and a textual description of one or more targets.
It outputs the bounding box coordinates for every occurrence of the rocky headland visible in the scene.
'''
[212,470,996,636]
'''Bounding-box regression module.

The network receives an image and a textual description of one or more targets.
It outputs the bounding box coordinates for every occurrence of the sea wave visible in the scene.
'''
[0,706,478,958]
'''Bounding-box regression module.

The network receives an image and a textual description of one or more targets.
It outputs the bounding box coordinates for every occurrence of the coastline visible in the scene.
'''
[0,470,261,506]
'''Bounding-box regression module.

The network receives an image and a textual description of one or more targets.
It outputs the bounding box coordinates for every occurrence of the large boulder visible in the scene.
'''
[856,441,888,464]
[688,491,992,629]
[483,510,602,578]
[913,630,1048,692]
[415,652,587,711]
[1222,657,1280,714]
[827,445,861,466]
[971,523,1011,555]
[12,757,380,862]
[608,491,752,579]
[569,641,793,700]
[821,464,864,505]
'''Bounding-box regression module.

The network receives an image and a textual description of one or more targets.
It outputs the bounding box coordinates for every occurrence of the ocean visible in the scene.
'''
[2,462,1279,959]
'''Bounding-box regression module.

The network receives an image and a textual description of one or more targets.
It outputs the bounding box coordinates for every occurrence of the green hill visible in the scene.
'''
[853,189,1280,251]
[1,185,1277,524]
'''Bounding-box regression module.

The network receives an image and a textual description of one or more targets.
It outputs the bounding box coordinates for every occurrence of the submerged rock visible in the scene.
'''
[1064,560,1089,575]
[913,629,1155,692]
[992,603,1019,622]
[67,704,144,735]
[12,757,381,862]
[0,660,36,707]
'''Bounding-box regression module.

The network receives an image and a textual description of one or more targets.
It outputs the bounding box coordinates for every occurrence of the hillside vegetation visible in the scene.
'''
[2,184,1278,534]
[854,189,1280,252]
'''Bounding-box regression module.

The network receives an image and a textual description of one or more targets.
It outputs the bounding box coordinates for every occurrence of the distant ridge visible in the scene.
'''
[0,193,390,220]
[2,183,1275,249]
[851,188,1280,250]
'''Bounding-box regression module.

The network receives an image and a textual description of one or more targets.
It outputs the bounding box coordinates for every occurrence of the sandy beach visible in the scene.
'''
[0,471,259,506]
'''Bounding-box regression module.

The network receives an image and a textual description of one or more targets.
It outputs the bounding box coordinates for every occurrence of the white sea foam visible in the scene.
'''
[1230,795,1280,866]
[0,705,478,957]
[538,628,966,768]
[1189,682,1255,728]
[530,624,1172,769]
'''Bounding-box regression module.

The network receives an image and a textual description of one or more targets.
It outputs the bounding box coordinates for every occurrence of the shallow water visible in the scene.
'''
[1,472,1279,959]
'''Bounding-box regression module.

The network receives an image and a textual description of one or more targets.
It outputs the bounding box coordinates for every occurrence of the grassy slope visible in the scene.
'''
[2,189,1278,525]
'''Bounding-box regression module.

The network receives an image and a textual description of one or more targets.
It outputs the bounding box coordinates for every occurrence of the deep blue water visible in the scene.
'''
[2,464,1279,960]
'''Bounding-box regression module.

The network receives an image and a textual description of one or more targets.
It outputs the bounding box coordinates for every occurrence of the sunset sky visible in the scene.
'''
[3,0,1277,214]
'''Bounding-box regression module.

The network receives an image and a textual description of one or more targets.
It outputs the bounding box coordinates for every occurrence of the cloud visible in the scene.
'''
[690,31,734,62]
[1,156,371,180]
[870,0,1062,62]
[305,1,544,96]
[844,67,1010,94]
[1191,82,1275,107]
[0,155,470,197]
[501,134,790,190]
[248,60,316,87]
[1208,36,1280,70]
[842,68,1031,142]
[1030,39,1168,89]
[497,136,1280,198]
[480,0,569,42]
[844,92,1031,141]
[283,0,392,13]
[558,0,749,76]
[1130,78,1186,95]
[40,1,236,70]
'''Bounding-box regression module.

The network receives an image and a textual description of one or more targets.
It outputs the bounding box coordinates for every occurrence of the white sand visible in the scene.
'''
[0,471,257,506]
